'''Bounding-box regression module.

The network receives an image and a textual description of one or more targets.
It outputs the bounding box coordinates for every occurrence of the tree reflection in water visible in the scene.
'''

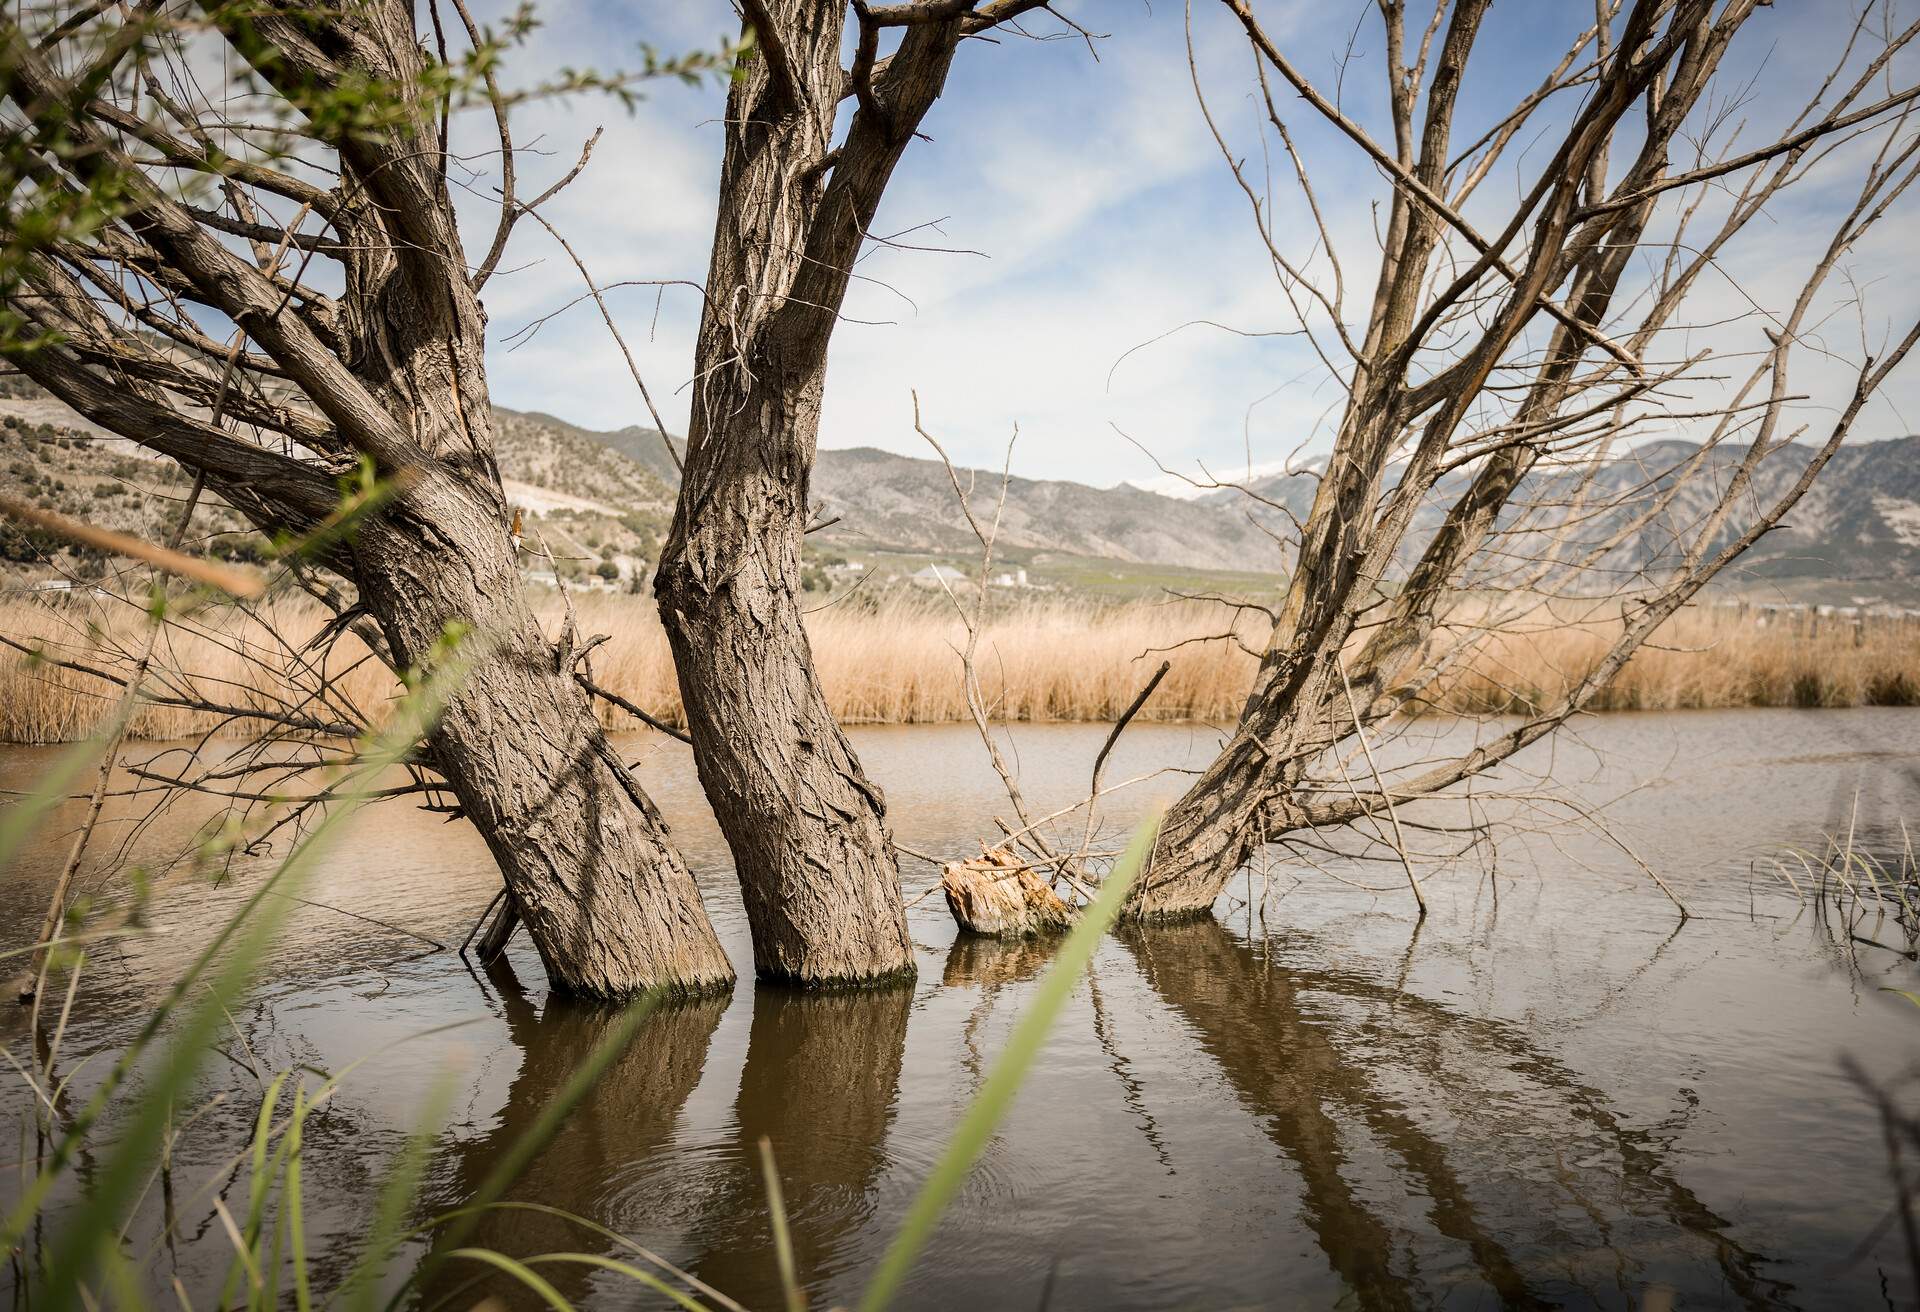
[1119,919,1792,1309]
[427,919,1793,1309]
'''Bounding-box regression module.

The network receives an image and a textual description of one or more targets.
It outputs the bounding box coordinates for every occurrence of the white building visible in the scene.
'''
[910,564,970,588]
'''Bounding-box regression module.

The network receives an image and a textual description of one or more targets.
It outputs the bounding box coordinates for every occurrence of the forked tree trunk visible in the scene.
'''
[1119,0,1750,926]
[656,6,967,984]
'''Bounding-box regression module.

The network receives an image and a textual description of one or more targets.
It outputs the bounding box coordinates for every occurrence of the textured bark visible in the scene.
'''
[355,467,733,998]
[1123,734,1278,921]
[942,850,1077,938]
[316,21,728,997]
[656,5,970,984]
[0,3,733,998]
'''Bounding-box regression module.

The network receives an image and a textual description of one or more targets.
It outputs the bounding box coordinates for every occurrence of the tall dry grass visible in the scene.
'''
[0,595,398,744]
[1442,602,1920,713]
[2,588,1915,743]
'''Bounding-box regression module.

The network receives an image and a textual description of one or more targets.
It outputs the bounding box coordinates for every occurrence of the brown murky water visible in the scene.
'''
[3,709,1918,1309]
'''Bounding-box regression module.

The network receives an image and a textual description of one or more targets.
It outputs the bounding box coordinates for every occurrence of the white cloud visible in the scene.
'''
[450,0,1920,490]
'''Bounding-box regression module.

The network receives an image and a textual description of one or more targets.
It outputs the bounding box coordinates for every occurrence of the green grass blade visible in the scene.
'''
[1882,987,1920,1012]
[36,856,306,1312]
[392,993,664,1312]
[95,1234,152,1312]
[220,1071,291,1312]
[9,645,478,1305]
[507,1252,716,1311]
[338,1076,458,1312]
[466,1000,660,1213]
[858,814,1162,1312]
[757,1137,804,1312]
[411,1203,744,1312]
[288,1085,312,1312]
[440,1250,576,1312]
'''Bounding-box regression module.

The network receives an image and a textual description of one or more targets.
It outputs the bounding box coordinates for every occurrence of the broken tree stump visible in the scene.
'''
[941,848,1077,939]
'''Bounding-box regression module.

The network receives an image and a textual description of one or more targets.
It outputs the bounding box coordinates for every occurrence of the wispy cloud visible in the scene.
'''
[454,1,1920,487]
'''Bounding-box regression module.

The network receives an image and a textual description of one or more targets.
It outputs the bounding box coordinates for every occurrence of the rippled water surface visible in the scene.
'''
[3,709,1919,1309]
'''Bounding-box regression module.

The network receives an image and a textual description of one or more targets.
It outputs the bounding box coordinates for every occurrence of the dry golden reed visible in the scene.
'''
[1,589,1914,743]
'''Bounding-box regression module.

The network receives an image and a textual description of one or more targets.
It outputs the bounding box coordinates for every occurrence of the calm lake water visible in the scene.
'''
[3,709,1919,1310]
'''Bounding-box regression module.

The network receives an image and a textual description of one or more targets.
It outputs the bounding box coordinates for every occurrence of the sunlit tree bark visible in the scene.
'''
[0,3,733,996]
[1124,0,1920,920]
[657,1,1069,983]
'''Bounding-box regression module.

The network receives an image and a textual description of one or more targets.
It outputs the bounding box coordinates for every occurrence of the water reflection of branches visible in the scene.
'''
[1122,919,1794,1309]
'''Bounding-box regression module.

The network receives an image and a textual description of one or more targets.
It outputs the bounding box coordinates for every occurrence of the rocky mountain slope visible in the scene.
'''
[7,370,1918,597]
[491,410,675,513]
[1210,436,1920,594]
[485,408,1278,571]
[804,446,1275,571]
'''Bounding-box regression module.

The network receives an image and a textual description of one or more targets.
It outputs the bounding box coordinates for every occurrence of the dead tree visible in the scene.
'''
[1120,0,1920,919]
[655,1,1078,984]
[0,3,733,996]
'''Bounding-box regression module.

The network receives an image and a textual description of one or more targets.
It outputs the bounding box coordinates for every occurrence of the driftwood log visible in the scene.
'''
[941,849,1077,939]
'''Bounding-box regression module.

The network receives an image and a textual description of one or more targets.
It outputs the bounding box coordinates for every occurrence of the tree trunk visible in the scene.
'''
[656,5,967,985]
[653,348,910,984]
[356,465,734,998]
[318,61,735,999]
[0,0,745,1002]
[1123,731,1275,921]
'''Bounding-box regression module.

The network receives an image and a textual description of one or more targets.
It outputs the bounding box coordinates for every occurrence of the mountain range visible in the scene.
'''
[494,406,1920,598]
[1206,436,1920,597]
[6,373,1920,601]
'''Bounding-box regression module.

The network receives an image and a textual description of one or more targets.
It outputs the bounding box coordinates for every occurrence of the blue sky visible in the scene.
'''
[454,2,1920,488]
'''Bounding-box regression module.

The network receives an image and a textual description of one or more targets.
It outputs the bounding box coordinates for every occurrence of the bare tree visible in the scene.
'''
[655,1,1086,984]
[0,2,734,996]
[1116,0,1920,919]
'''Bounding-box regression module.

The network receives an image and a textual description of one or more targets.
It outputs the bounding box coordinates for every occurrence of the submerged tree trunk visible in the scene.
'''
[657,5,978,984]
[357,469,733,997]
[1124,734,1279,921]
[653,329,913,982]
